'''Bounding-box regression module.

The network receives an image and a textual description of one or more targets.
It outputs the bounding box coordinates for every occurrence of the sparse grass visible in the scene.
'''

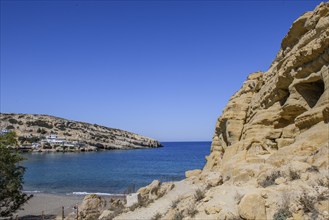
[194,189,205,201]
[259,170,281,187]
[288,168,300,180]
[317,176,329,188]
[299,192,318,219]
[151,212,162,220]
[173,211,184,220]
[187,203,198,217]
[171,198,181,209]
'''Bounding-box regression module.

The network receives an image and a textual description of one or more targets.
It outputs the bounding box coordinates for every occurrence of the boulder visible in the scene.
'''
[238,193,266,220]
[204,172,223,187]
[79,194,107,220]
[185,169,202,178]
[126,193,141,207]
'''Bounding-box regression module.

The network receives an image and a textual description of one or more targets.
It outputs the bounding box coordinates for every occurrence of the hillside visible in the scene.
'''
[0,113,161,151]
[66,2,329,220]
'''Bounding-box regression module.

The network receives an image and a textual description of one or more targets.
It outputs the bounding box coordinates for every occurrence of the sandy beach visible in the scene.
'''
[15,193,125,219]
[15,193,84,219]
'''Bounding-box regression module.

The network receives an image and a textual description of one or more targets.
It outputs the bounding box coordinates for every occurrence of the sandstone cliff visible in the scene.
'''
[0,113,161,150]
[66,3,329,220]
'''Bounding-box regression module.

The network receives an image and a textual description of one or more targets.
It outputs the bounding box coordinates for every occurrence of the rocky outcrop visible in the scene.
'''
[0,113,161,151]
[107,3,329,220]
[65,194,107,220]
[205,1,329,180]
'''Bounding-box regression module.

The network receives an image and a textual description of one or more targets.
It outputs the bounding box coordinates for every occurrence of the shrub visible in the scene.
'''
[187,203,198,217]
[194,189,205,202]
[37,128,47,134]
[0,132,32,216]
[273,208,292,220]
[8,118,18,124]
[151,212,162,220]
[6,125,14,130]
[288,169,300,180]
[299,192,318,218]
[18,136,40,144]
[57,125,66,131]
[317,176,329,187]
[173,211,183,220]
[26,120,53,129]
[259,170,281,187]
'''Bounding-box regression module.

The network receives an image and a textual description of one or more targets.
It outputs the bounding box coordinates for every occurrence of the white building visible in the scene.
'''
[45,134,65,144]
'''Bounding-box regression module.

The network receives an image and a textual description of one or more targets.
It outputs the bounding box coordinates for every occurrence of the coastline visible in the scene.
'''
[16,193,124,219]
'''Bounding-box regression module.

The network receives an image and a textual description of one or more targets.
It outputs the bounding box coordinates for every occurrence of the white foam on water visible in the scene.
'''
[70,192,125,196]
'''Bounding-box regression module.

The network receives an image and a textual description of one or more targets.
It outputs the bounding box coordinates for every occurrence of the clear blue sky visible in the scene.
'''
[0,0,323,141]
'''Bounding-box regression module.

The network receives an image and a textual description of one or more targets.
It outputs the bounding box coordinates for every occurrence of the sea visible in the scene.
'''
[22,142,210,196]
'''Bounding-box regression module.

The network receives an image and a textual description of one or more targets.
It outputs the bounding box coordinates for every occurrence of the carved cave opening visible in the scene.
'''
[295,79,325,108]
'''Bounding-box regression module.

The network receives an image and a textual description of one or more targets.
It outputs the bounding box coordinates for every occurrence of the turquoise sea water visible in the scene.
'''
[22,142,210,195]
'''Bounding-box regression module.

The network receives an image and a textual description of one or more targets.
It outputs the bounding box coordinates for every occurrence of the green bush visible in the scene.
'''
[26,120,53,129]
[6,125,14,130]
[0,132,32,216]
[8,119,18,124]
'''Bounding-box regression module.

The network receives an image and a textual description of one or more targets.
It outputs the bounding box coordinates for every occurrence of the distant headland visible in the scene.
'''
[0,113,162,152]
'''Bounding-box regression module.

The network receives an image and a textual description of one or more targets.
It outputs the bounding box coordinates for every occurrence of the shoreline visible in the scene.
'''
[15,192,124,219]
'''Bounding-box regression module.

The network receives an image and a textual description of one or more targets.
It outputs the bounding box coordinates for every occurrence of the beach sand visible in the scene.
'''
[15,193,125,220]
[15,193,83,219]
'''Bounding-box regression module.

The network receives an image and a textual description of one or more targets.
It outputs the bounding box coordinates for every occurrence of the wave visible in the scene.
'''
[23,190,42,194]
[69,192,125,196]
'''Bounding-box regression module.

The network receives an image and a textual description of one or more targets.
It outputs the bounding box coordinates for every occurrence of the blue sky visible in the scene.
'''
[0,0,323,141]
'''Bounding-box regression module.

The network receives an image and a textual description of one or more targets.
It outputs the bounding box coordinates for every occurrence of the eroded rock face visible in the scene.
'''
[206,2,329,181]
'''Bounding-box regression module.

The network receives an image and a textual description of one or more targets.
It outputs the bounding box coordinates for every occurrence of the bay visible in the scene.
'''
[22,142,210,195]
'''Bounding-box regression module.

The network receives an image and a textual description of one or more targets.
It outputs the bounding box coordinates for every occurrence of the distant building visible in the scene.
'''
[32,142,41,149]
[41,134,81,148]
[45,134,65,144]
